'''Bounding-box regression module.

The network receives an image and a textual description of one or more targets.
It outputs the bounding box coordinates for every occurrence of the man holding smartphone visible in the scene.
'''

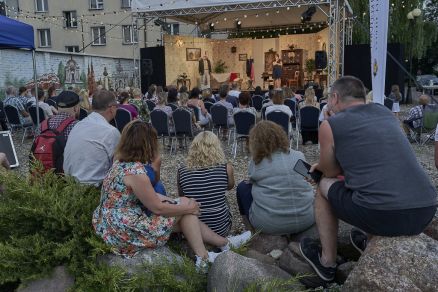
[299,76,437,283]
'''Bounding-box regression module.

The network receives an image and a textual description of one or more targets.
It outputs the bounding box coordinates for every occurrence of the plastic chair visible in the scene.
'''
[167,103,178,111]
[28,106,46,125]
[113,108,132,132]
[188,104,200,122]
[232,111,256,158]
[204,101,214,113]
[172,108,194,150]
[146,100,156,112]
[4,105,33,144]
[151,109,174,153]
[299,106,320,145]
[211,104,233,143]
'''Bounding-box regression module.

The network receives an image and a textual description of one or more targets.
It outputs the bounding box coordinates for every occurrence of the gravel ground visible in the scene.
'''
[8,104,438,234]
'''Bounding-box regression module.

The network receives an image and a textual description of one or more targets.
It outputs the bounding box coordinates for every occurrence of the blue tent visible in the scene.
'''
[0,15,34,50]
[0,15,41,129]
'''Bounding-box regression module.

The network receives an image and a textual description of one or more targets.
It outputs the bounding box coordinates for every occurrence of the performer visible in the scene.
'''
[272,53,282,88]
[198,52,212,90]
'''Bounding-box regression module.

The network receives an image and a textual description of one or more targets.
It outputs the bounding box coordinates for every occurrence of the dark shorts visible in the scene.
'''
[327,181,436,236]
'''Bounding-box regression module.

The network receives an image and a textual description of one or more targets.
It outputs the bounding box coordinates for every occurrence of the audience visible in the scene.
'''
[36,87,54,119]
[265,85,274,98]
[119,92,138,119]
[254,86,263,97]
[188,87,211,126]
[216,84,234,126]
[236,121,315,234]
[92,121,250,271]
[402,94,429,141]
[154,92,173,117]
[167,86,179,107]
[4,86,31,124]
[179,92,201,135]
[202,88,216,104]
[227,82,240,107]
[233,92,257,116]
[129,88,150,122]
[265,91,293,124]
[178,131,234,236]
[79,89,91,112]
[300,87,319,109]
[64,90,121,186]
[146,84,158,104]
[299,76,437,283]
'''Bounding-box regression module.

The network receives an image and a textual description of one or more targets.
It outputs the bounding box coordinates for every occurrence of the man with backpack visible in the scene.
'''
[30,91,80,173]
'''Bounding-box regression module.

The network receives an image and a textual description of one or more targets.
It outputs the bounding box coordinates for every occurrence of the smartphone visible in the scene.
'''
[293,159,323,183]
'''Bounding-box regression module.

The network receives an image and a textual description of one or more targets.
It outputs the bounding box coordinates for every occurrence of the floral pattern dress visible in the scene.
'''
[128,99,150,123]
[92,161,176,256]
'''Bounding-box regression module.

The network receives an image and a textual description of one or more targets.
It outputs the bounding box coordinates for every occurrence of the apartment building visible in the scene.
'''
[1,0,195,58]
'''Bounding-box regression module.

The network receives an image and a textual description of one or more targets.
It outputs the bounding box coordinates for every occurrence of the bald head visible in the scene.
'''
[419,95,429,106]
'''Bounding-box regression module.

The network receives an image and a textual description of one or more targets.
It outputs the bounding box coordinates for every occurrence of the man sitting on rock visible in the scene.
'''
[299,76,437,283]
[402,94,429,142]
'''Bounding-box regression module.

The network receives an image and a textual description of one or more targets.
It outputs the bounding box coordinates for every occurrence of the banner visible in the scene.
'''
[369,0,389,104]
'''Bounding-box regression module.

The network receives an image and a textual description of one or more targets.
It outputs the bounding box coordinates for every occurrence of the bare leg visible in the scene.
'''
[199,220,228,247]
[176,214,208,258]
[315,178,339,267]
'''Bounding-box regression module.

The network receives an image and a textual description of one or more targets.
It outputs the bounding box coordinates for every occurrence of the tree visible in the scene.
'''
[57,62,65,85]
[424,0,438,25]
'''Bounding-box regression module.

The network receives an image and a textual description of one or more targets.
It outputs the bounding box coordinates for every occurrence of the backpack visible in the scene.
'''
[30,117,75,173]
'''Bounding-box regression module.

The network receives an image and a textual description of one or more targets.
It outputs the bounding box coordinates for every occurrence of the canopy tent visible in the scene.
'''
[132,0,353,86]
[0,15,40,130]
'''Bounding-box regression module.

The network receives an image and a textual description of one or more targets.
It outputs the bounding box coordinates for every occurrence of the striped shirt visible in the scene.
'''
[178,164,231,236]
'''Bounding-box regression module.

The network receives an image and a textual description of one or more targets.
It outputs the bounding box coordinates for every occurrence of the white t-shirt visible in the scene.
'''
[228,90,241,98]
[38,101,53,119]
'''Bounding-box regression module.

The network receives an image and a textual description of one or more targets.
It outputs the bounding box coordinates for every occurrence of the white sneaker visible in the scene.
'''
[195,256,209,273]
[207,251,222,263]
[221,231,252,251]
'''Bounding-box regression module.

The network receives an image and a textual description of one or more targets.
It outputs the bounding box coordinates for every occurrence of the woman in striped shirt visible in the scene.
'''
[177,131,234,237]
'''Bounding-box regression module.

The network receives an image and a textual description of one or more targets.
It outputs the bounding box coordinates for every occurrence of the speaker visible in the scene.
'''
[140,47,166,93]
[315,51,327,69]
[231,46,237,53]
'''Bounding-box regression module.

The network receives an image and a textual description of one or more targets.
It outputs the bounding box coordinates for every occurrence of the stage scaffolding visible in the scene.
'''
[133,0,352,87]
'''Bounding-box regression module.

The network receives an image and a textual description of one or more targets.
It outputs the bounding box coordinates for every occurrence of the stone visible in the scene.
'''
[288,241,302,257]
[97,246,183,275]
[342,234,438,291]
[207,251,294,292]
[337,220,360,261]
[244,249,276,265]
[269,249,283,260]
[248,233,288,254]
[288,224,319,242]
[278,248,314,276]
[335,261,356,284]
[18,266,74,292]
[423,217,438,241]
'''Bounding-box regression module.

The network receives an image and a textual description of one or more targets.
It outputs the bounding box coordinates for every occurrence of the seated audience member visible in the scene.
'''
[402,94,429,141]
[254,86,263,97]
[227,82,240,107]
[36,87,54,119]
[188,87,211,126]
[167,86,179,107]
[79,89,91,112]
[300,87,319,109]
[64,90,121,186]
[300,76,437,283]
[146,84,158,104]
[4,86,31,124]
[129,88,150,122]
[216,84,234,126]
[179,92,201,135]
[236,121,315,235]
[119,91,138,119]
[202,88,216,104]
[28,88,39,107]
[17,86,30,106]
[179,85,188,97]
[43,91,80,141]
[233,92,257,116]
[178,131,235,236]
[0,152,10,170]
[261,90,275,110]
[47,86,59,114]
[154,92,173,117]
[265,91,293,131]
[291,87,303,102]
[92,121,250,269]
[265,85,274,98]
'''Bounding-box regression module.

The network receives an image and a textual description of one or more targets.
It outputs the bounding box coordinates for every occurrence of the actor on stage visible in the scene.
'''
[199,53,212,90]
[272,54,282,88]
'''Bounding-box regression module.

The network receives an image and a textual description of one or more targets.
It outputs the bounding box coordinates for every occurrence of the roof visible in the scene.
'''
[0,15,35,50]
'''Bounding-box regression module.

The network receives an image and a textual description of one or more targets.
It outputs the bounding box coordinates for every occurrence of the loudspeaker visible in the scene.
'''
[231,46,237,53]
[344,44,405,98]
[140,47,166,93]
[315,51,327,69]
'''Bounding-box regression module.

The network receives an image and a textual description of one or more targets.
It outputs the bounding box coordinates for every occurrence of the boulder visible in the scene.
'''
[288,224,319,242]
[244,249,276,265]
[248,233,288,254]
[278,248,313,276]
[18,266,74,292]
[337,221,361,260]
[423,217,438,241]
[97,246,183,275]
[208,251,297,292]
[335,261,356,284]
[268,249,283,260]
[342,234,438,291]
[288,241,302,257]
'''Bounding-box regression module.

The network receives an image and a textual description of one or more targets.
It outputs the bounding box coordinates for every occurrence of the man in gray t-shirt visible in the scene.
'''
[299,76,437,283]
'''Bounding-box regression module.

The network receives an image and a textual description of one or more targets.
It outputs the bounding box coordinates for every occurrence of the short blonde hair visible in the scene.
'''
[157,92,168,105]
[179,92,189,106]
[186,131,225,169]
[132,88,142,98]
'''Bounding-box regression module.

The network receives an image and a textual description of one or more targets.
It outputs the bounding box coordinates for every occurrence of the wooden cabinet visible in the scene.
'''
[281,49,307,88]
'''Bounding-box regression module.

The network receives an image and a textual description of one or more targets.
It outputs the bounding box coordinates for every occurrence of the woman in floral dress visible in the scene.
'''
[92,120,250,269]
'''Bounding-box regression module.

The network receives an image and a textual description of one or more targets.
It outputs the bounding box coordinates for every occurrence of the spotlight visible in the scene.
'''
[236,20,242,30]
[209,22,215,31]
[301,5,316,22]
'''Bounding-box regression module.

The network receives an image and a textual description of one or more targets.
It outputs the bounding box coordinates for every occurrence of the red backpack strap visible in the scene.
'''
[56,117,76,133]
[40,119,49,132]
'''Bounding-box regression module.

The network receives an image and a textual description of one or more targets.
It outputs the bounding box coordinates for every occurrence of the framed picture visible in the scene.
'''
[239,54,247,61]
[186,48,201,61]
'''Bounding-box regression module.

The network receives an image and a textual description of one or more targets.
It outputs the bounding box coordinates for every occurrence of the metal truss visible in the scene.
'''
[134,0,330,18]
[328,0,339,87]
[345,17,353,45]
[338,0,345,77]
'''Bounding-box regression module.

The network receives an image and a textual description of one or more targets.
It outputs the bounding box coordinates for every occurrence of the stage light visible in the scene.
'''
[301,5,316,22]
[236,20,242,30]
[209,22,215,31]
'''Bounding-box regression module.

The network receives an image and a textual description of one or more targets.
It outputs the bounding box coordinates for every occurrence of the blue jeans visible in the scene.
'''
[236,181,253,216]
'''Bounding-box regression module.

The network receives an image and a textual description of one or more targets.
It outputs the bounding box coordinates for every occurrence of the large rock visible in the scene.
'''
[208,251,299,292]
[248,233,288,254]
[278,248,314,276]
[423,217,438,241]
[337,221,361,260]
[342,234,438,291]
[18,266,74,292]
[335,261,356,284]
[97,246,183,275]
[244,249,276,265]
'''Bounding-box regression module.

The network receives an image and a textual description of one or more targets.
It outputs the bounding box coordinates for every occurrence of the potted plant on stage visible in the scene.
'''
[213,60,228,73]
[305,59,315,81]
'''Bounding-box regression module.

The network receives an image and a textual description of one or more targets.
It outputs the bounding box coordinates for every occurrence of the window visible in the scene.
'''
[38,29,51,47]
[91,26,106,45]
[65,46,80,53]
[90,0,103,10]
[63,11,77,28]
[169,23,179,35]
[35,0,48,12]
[122,25,138,44]
[121,0,132,8]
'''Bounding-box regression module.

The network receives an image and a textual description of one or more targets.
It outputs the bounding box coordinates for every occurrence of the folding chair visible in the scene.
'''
[113,108,132,132]
[204,101,214,113]
[299,106,320,145]
[28,106,46,133]
[188,104,200,122]
[151,109,174,153]
[172,108,194,151]
[266,110,294,148]
[167,103,178,112]
[146,99,156,112]
[211,104,233,143]
[232,111,256,158]
[4,105,33,144]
